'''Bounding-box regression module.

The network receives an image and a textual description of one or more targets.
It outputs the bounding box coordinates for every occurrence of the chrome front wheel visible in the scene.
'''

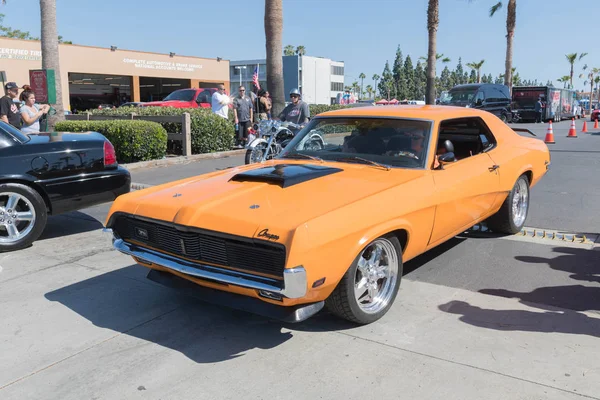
[0,184,47,252]
[354,238,399,314]
[326,235,403,324]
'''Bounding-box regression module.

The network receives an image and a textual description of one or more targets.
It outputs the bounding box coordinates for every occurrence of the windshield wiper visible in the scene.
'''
[280,153,324,162]
[335,156,391,170]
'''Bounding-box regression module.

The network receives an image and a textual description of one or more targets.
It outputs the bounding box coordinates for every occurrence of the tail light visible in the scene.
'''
[104,140,117,167]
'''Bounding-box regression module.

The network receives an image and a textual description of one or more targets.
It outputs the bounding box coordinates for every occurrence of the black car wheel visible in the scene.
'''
[486,174,530,234]
[0,183,48,252]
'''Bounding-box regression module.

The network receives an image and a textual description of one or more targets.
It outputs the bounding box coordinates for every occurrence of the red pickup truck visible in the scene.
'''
[142,88,218,108]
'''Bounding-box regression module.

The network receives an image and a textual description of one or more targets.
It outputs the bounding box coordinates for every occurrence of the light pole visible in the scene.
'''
[235,66,247,89]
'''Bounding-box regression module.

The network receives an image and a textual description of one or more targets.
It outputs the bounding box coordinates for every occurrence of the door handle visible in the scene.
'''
[488,165,500,172]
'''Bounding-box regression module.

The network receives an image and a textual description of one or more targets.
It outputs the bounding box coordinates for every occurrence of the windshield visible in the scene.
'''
[278,117,433,169]
[163,89,196,102]
[0,121,30,143]
[440,89,476,105]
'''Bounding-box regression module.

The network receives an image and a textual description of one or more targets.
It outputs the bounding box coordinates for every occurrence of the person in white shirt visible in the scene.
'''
[211,84,231,119]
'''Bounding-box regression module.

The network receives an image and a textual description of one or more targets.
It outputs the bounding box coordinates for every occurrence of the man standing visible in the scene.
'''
[233,86,253,147]
[211,84,231,120]
[535,97,543,123]
[0,82,22,129]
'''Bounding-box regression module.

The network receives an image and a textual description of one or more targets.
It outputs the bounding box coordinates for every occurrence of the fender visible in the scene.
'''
[246,137,269,150]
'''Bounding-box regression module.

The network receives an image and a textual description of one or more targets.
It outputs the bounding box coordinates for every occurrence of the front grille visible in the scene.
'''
[111,215,286,278]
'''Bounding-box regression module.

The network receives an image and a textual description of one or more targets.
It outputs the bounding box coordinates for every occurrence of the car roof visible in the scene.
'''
[316,105,493,121]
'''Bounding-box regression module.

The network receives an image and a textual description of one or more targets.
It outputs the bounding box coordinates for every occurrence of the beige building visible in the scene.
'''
[0,37,230,112]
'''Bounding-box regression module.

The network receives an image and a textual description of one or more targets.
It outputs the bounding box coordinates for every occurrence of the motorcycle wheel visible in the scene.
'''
[245,142,268,164]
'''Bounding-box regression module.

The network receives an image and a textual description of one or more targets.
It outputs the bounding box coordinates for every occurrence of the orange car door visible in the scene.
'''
[428,152,500,247]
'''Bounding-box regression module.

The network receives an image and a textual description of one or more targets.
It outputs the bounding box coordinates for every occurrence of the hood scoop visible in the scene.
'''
[229,163,343,188]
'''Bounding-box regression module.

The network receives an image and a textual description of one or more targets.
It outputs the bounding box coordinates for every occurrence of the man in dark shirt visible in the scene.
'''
[0,82,22,129]
[233,86,254,147]
[278,88,310,125]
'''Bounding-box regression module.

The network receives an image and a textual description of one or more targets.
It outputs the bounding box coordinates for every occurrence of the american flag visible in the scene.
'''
[252,65,260,90]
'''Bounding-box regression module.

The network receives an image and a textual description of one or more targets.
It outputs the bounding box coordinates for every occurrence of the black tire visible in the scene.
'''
[486,174,530,234]
[0,183,48,252]
[325,234,403,325]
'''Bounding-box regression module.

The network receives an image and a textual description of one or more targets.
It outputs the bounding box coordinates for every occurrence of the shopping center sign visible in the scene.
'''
[29,69,57,104]
[122,58,203,72]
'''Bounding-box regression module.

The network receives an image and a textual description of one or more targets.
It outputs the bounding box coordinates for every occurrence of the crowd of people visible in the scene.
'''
[1,81,51,133]
[211,84,310,148]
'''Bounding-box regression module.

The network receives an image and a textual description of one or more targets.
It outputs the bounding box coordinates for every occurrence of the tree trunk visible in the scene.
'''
[264,0,285,118]
[426,0,439,105]
[39,0,65,130]
[504,0,516,94]
[477,69,481,83]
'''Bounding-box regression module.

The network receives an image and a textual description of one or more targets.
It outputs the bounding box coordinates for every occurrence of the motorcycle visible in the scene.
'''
[244,120,325,164]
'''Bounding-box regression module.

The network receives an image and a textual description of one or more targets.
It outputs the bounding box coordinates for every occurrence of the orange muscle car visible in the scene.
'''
[104,105,550,325]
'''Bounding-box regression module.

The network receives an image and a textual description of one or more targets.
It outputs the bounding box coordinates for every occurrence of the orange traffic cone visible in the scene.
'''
[595,119,599,129]
[544,121,555,144]
[567,118,578,138]
[582,120,588,133]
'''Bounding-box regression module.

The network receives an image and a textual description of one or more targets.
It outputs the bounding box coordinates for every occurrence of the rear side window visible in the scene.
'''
[438,117,497,160]
[0,121,30,144]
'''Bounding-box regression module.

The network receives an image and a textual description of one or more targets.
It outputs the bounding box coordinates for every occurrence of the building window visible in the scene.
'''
[331,66,344,76]
[331,82,344,91]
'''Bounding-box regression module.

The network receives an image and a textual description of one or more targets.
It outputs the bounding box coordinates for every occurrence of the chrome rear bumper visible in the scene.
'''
[110,236,307,299]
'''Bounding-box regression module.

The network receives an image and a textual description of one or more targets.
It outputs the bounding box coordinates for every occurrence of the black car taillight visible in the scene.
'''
[104,140,117,167]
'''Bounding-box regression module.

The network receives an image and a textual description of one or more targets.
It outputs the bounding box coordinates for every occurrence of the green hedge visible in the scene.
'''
[309,104,353,116]
[84,106,235,154]
[54,120,167,163]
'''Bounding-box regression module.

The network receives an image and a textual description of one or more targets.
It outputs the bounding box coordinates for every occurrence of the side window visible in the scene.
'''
[474,90,485,106]
[437,117,497,161]
[197,90,212,104]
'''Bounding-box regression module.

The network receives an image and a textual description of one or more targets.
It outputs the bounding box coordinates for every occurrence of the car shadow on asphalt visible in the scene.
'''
[38,212,104,241]
[438,246,600,337]
[44,264,295,363]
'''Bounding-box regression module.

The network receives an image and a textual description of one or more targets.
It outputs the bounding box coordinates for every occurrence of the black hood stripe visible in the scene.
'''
[229,164,343,188]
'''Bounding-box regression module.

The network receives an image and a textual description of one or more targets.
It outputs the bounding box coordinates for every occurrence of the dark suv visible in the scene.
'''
[440,84,512,122]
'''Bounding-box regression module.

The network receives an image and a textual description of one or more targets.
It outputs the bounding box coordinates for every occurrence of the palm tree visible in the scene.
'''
[372,74,380,98]
[426,0,439,104]
[586,68,600,113]
[366,85,373,99]
[466,60,485,83]
[284,45,295,56]
[557,76,570,88]
[565,53,587,89]
[265,0,285,116]
[489,1,517,93]
[359,73,366,100]
[295,45,306,56]
[352,81,359,98]
[39,0,65,127]
[419,53,451,66]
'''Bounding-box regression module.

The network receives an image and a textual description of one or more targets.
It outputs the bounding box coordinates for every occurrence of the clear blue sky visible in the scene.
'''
[1,0,597,92]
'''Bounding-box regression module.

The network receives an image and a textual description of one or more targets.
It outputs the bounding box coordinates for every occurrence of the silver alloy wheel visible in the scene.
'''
[354,238,399,314]
[512,178,529,227]
[0,192,37,244]
[249,143,267,163]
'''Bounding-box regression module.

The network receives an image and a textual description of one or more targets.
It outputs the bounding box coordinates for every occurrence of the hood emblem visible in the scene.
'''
[173,193,182,198]
[249,204,260,209]
[258,229,279,241]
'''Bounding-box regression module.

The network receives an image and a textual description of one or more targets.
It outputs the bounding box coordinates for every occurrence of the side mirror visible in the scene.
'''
[439,152,456,163]
[436,152,456,169]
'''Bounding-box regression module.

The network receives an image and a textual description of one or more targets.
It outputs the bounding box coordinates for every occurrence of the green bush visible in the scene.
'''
[83,106,235,154]
[309,104,353,117]
[54,120,167,163]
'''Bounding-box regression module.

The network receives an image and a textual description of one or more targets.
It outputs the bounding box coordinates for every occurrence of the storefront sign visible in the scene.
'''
[29,69,57,104]
[0,47,42,61]
[122,58,203,72]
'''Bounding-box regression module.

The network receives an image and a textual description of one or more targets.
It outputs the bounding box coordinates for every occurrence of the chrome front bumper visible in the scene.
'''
[107,231,307,299]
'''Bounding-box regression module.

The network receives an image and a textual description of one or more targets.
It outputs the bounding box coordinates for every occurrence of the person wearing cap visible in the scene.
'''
[1,82,22,129]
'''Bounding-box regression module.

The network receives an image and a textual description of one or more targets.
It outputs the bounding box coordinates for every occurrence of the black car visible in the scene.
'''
[0,121,131,252]
[440,83,512,122]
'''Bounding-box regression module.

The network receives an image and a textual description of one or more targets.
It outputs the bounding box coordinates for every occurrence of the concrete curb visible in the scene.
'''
[122,149,246,171]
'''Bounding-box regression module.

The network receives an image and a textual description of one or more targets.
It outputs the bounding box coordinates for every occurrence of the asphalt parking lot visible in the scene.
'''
[1,119,599,399]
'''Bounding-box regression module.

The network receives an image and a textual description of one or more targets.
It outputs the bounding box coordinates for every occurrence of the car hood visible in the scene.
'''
[118,161,425,243]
